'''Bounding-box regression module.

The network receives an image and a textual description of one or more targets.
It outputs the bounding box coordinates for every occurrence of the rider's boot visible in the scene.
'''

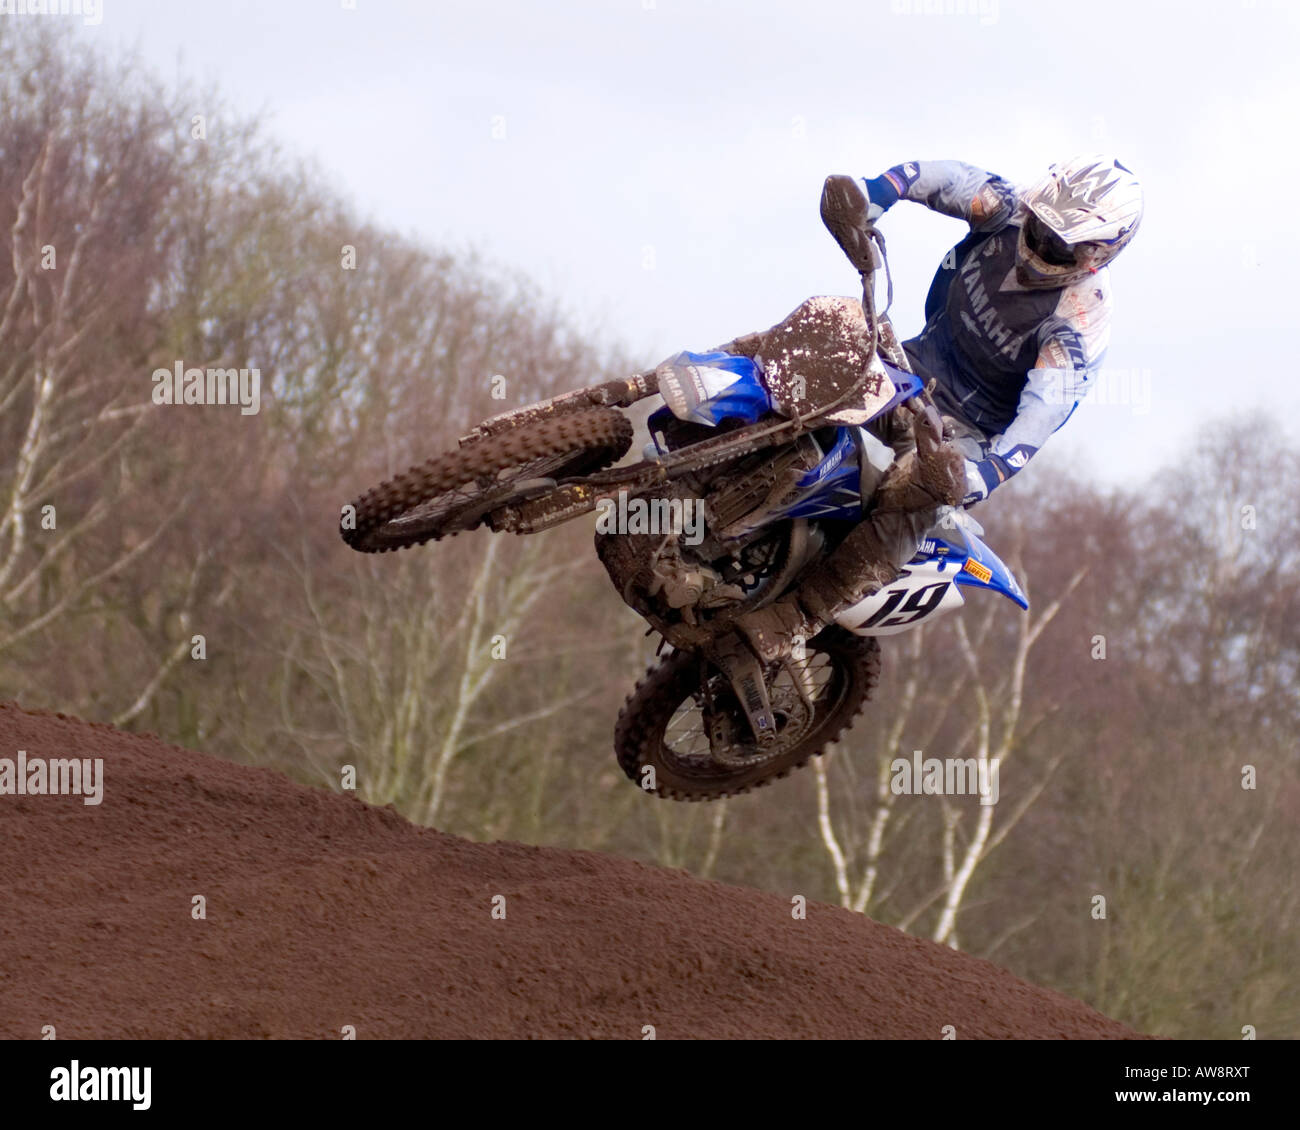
[732,403,966,664]
[733,519,900,663]
[873,396,967,517]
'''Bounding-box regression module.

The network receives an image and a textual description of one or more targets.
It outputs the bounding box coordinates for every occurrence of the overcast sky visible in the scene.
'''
[66,0,1300,487]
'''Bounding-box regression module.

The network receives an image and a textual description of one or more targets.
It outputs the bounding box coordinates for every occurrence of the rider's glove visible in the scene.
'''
[961,454,1013,506]
[862,172,903,222]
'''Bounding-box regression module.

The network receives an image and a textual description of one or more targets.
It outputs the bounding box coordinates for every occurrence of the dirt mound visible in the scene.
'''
[0,702,1142,1039]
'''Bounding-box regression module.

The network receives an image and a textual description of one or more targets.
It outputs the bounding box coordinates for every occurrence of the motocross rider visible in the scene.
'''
[735,154,1144,662]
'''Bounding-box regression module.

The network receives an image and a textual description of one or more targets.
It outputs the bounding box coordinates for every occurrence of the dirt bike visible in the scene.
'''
[340,177,1027,801]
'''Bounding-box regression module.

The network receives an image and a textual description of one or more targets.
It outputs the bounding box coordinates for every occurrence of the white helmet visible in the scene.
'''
[1015,154,1143,288]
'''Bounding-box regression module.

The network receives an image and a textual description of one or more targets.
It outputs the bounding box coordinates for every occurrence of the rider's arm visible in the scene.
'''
[962,276,1114,504]
[863,160,1016,231]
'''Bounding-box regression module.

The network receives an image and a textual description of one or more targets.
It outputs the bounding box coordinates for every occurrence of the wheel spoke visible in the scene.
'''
[661,650,842,769]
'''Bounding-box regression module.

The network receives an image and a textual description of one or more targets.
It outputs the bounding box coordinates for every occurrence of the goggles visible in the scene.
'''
[1022,212,1111,270]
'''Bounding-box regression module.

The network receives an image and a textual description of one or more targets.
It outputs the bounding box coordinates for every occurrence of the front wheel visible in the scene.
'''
[614,627,880,801]
[341,408,633,552]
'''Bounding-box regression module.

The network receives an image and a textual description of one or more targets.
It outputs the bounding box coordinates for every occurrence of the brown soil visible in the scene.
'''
[0,702,1144,1039]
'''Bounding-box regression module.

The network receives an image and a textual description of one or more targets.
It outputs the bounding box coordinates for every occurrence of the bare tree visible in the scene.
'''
[0,34,184,689]
[811,506,1087,948]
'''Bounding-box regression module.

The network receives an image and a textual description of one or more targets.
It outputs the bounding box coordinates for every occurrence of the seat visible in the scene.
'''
[715,296,899,425]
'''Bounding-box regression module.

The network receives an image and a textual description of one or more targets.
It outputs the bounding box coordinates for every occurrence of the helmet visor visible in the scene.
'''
[1023,213,1084,266]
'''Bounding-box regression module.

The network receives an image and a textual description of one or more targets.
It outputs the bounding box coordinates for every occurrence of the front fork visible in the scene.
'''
[704,635,780,749]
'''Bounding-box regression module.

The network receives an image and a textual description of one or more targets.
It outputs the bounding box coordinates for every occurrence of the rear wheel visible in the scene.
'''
[614,627,880,800]
[341,408,633,552]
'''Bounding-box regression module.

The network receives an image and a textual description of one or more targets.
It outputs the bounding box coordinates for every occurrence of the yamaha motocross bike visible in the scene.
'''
[340,176,1027,801]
